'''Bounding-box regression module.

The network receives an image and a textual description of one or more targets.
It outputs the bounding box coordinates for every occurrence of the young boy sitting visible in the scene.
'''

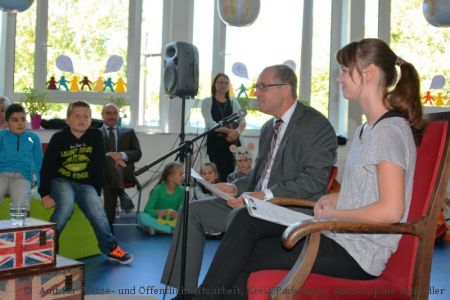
[0,103,43,210]
[39,101,132,264]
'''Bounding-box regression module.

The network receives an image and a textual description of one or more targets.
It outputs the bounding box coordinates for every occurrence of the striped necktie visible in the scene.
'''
[254,119,283,191]
[106,127,116,152]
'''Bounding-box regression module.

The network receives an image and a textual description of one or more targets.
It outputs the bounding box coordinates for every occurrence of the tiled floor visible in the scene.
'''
[80,216,450,299]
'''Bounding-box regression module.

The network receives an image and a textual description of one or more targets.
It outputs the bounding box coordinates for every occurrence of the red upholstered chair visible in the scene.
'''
[326,165,339,194]
[248,115,450,300]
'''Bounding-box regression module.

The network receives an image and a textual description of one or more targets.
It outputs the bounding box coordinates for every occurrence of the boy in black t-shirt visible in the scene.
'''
[39,101,132,264]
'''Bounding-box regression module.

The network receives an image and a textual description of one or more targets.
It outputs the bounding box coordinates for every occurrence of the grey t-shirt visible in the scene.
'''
[325,117,416,276]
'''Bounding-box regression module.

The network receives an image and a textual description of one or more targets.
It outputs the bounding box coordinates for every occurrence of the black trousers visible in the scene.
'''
[102,157,134,228]
[207,134,239,182]
[195,207,375,299]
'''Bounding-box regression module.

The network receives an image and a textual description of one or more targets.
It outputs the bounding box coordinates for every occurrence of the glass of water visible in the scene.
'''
[10,203,27,226]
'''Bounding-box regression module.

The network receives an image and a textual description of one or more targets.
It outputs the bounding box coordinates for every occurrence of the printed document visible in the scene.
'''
[191,168,233,201]
[243,194,313,226]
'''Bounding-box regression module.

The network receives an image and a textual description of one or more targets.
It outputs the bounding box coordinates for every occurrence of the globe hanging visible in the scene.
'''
[0,0,34,13]
[217,0,260,27]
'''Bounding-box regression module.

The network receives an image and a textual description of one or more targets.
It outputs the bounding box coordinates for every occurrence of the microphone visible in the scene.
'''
[222,108,247,125]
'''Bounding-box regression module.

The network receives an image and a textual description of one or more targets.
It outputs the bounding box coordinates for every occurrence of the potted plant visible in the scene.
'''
[20,88,51,129]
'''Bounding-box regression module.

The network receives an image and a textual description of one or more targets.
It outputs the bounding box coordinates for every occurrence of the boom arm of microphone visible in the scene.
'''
[134,109,247,177]
[221,108,247,126]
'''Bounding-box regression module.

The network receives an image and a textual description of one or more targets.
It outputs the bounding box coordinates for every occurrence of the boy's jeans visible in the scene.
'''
[0,172,32,208]
[49,177,116,254]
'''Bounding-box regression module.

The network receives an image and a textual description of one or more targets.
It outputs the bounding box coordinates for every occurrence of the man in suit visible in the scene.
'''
[161,65,337,298]
[101,103,142,229]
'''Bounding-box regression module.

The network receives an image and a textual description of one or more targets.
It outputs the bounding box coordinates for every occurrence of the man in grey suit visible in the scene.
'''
[101,103,142,229]
[161,65,337,298]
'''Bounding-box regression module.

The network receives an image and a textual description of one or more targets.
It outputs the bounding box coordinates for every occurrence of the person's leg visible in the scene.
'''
[73,182,117,253]
[0,174,9,205]
[104,157,123,188]
[9,174,32,209]
[103,157,122,226]
[103,185,118,229]
[49,178,76,236]
[161,198,232,291]
[222,149,236,183]
[223,236,376,300]
[207,139,234,182]
[198,208,287,295]
[137,212,172,234]
[137,212,156,235]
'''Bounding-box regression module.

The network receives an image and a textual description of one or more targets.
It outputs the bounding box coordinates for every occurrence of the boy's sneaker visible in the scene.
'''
[107,246,133,264]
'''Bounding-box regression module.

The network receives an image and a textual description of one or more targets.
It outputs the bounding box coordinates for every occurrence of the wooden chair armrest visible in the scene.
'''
[282,217,427,249]
[271,232,321,300]
[269,217,427,299]
[270,197,316,208]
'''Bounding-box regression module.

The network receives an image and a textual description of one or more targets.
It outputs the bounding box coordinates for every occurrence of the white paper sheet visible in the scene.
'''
[243,194,312,226]
[191,168,233,201]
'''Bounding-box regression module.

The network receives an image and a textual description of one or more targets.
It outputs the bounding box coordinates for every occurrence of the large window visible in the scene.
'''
[391,0,450,107]
[224,0,304,129]
[14,0,129,96]
[188,0,215,133]
[12,1,448,135]
[13,2,36,92]
[310,0,332,117]
[365,0,379,38]
[139,0,164,127]
[47,0,128,93]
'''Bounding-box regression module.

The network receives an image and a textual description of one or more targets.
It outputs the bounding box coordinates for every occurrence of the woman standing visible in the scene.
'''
[201,73,246,182]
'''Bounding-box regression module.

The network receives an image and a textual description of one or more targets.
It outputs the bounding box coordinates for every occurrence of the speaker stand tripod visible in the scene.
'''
[175,96,187,163]
[134,112,244,298]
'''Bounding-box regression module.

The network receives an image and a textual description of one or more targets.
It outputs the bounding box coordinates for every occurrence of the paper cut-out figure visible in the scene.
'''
[103,77,115,92]
[79,76,93,91]
[434,92,445,106]
[47,76,58,90]
[93,77,104,92]
[229,84,235,97]
[249,83,256,97]
[236,84,248,99]
[115,77,127,93]
[69,76,80,91]
[57,76,69,91]
[422,91,434,105]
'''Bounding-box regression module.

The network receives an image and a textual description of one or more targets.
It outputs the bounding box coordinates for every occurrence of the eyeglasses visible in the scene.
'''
[216,81,229,85]
[254,83,288,92]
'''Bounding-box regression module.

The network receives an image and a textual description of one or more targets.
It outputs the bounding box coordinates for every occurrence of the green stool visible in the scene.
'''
[0,196,101,259]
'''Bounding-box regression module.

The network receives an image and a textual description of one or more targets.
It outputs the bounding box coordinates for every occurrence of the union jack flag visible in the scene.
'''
[0,257,83,300]
[0,228,55,273]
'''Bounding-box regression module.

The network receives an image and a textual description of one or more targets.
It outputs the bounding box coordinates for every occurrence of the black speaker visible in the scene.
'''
[164,41,199,97]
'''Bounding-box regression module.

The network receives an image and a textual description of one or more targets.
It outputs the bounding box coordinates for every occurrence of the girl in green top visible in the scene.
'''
[137,162,184,235]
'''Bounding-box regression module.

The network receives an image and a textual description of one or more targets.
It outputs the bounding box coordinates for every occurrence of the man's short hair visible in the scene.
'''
[267,64,298,99]
[67,100,91,117]
[102,103,119,114]
[5,103,26,121]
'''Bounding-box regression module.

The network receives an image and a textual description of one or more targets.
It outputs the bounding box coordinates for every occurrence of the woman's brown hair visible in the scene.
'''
[337,38,426,145]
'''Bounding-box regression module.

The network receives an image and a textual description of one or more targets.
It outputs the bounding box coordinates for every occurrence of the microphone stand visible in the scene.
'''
[134,112,243,298]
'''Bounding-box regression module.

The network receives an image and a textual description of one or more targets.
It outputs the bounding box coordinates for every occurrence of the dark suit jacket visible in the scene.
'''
[236,101,337,200]
[101,126,142,176]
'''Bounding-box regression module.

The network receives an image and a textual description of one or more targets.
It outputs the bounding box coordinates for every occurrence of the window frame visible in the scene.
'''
[1,0,392,136]
[3,0,145,129]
